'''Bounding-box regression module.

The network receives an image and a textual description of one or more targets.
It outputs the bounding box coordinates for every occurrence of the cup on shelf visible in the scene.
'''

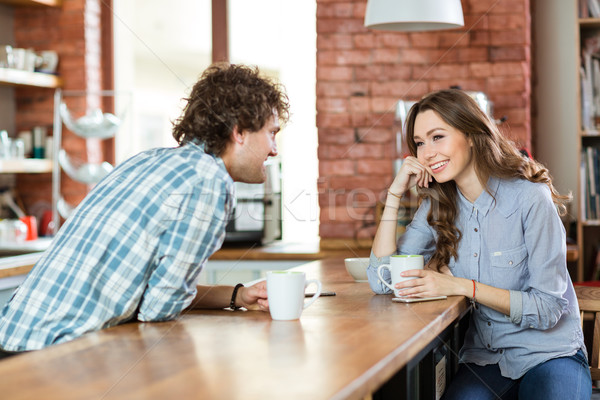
[0,45,13,69]
[32,126,47,159]
[19,216,38,241]
[10,138,25,159]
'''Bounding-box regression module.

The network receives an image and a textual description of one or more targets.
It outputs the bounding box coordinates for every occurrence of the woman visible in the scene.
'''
[367,89,591,399]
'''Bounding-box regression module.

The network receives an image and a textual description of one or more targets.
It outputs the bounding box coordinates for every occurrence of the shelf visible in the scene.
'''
[0,68,62,88]
[582,129,600,137]
[0,158,52,173]
[580,18,600,27]
[0,0,61,6]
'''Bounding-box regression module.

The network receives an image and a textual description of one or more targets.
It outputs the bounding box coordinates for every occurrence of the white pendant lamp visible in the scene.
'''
[364,0,464,31]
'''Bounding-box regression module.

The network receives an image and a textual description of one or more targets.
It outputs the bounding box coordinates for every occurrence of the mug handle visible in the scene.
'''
[303,279,322,309]
[377,264,395,292]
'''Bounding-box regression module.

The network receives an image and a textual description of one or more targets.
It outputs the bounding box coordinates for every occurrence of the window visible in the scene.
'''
[113,0,318,242]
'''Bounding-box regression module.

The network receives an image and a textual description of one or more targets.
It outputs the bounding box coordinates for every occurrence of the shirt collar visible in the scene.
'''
[457,177,516,219]
[187,140,229,176]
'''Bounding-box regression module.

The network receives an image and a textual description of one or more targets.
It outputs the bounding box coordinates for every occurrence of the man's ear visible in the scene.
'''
[232,125,245,145]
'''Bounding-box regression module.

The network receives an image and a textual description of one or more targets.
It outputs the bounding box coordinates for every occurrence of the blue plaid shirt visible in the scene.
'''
[0,142,234,351]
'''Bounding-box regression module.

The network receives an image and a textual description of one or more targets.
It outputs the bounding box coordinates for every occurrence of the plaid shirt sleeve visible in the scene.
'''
[138,179,232,321]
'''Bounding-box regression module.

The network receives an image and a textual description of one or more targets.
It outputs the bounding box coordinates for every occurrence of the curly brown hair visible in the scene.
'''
[404,89,569,271]
[172,63,290,155]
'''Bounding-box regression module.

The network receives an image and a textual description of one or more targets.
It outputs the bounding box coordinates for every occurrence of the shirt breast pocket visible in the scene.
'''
[489,245,528,289]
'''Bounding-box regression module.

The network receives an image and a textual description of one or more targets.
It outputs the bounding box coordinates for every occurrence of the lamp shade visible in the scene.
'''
[364,0,464,32]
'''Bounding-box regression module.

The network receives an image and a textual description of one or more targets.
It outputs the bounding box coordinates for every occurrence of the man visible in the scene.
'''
[0,63,289,354]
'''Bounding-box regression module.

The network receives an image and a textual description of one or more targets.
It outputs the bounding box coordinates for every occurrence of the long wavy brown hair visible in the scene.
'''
[404,89,569,271]
[172,63,290,155]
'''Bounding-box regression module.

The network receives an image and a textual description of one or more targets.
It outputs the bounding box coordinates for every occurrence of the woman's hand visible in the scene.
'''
[389,156,433,195]
[394,268,469,298]
[238,280,269,311]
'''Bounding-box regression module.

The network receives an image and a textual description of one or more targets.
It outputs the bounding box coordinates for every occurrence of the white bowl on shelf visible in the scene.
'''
[344,257,369,282]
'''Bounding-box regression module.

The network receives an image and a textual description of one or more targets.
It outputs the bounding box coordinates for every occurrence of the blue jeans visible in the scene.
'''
[442,349,591,400]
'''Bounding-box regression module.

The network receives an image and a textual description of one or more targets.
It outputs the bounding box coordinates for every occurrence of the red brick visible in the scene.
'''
[317,2,354,18]
[316,112,352,128]
[355,126,394,143]
[489,14,527,30]
[317,66,354,81]
[319,160,356,177]
[378,33,410,48]
[354,33,379,49]
[470,30,490,46]
[439,32,470,48]
[370,97,398,114]
[317,82,360,97]
[318,128,355,144]
[490,0,527,14]
[490,46,528,62]
[409,32,441,48]
[320,205,374,223]
[456,47,489,62]
[319,223,356,239]
[317,144,350,161]
[372,80,427,97]
[317,98,349,113]
[464,14,489,30]
[372,48,401,63]
[487,75,525,93]
[357,159,393,175]
[399,48,433,65]
[492,61,526,76]
[351,113,395,128]
[317,34,354,50]
[355,65,383,81]
[381,65,412,80]
[317,18,367,34]
[346,143,385,159]
[470,62,493,78]
[490,29,527,46]
[349,97,370,113]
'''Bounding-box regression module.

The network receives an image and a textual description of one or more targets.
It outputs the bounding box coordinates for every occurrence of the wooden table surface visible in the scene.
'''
[0,258,469,400]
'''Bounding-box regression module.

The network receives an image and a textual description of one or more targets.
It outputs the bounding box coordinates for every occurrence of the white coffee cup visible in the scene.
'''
[267,271,322,320]
[377,255,424,297]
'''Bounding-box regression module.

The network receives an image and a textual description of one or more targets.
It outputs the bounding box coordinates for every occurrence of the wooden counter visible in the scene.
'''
[0,240,371,279]
[0,259,470,400]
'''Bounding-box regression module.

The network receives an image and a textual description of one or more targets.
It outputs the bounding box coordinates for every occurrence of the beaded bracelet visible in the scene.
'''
[230,283,244,310]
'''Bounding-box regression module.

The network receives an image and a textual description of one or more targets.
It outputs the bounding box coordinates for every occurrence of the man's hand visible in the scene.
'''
[237,280,269,311]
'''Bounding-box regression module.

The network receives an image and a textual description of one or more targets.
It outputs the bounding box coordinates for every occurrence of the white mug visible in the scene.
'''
[377,255,424,297]
[267,271,322,320]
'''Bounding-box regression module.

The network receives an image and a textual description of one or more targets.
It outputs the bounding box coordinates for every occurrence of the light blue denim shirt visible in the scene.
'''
[367,177,585,379]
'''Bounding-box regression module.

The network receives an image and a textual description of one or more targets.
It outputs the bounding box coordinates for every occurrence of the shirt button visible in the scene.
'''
[474,228,478,232]
[474,253,478,257]
[487,344,491,348]
[509,261,513,265]
[487,321,491,326]
[500,349,504,354]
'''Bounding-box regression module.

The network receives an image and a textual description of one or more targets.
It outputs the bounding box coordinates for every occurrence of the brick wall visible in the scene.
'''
[316,0,532,247]
[13,0,106,221]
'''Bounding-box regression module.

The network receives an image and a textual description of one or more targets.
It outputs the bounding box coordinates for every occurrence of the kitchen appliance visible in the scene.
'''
[223,159,281,246]
[449,86,507,125]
